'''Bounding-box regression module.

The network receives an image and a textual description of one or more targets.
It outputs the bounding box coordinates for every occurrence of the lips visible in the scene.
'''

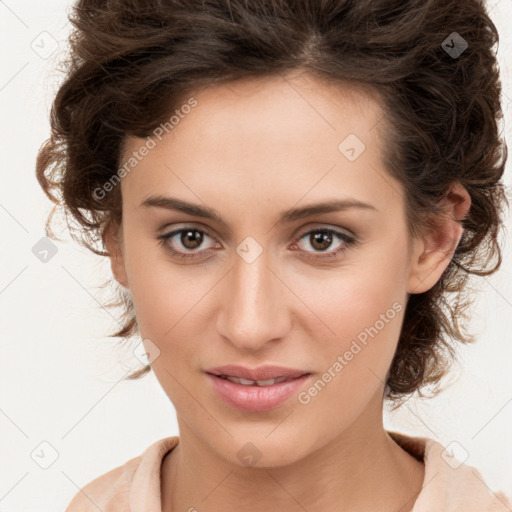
[206,373,311,411]
[204,364,312,411]
[215,375,290,387]
[205,364,309,381]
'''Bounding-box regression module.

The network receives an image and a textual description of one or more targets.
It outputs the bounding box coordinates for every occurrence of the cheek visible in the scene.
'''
[129,272,205,343]
[121,231,196,339]
[291,273,405,427]
[123,248,219,389]
[291,255,406,344]
[288,247,408,393]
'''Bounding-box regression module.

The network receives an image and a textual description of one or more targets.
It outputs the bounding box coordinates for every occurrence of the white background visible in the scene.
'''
[1,1,511,510]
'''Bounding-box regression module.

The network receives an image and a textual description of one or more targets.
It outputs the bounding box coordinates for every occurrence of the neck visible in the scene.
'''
[161,400,425,512]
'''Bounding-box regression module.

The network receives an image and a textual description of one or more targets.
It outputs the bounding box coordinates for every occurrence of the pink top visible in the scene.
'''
[65,431,512,511]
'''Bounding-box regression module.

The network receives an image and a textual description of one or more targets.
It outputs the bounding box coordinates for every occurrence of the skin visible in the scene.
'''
[105,72,471,511]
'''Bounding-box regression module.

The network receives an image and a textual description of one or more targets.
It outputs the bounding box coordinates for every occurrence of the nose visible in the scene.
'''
[215,244,291,352]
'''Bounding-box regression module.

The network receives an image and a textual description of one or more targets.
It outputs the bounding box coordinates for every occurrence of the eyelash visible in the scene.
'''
[156,225,358,263]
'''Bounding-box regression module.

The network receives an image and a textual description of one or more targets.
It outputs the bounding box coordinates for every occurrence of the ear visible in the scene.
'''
[103,221,129,290]
[407,182,471,295]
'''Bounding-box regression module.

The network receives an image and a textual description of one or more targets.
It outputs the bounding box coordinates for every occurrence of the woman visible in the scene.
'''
[36,0,511,510]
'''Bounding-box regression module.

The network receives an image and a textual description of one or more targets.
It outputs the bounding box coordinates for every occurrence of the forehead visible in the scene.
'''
[120,73,401,214]
[163,73,385,152]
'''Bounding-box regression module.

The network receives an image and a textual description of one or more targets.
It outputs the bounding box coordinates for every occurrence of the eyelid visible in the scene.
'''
[158,222,227,244]
[158,221,355,242]
[156,222,358,263]
[292,222,356,240]
[158,222,353,243]
[157,222,214,239]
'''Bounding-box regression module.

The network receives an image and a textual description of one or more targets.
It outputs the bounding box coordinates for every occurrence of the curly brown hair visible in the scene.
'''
[36,0,509,408]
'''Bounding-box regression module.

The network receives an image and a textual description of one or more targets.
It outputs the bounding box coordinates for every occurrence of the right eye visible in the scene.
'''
[156,226,220,261]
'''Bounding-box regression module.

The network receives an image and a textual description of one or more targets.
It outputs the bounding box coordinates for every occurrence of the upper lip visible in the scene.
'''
[205,364,310,381]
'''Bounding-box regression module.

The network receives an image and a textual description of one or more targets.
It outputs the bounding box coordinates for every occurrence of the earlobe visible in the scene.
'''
[103,223,129,290]
[407,183,471,295]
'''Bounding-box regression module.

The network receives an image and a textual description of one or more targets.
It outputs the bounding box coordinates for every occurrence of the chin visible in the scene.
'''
[218,429,313,469]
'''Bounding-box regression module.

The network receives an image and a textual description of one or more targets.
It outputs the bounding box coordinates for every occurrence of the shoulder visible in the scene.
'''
[65,436,179,512]
[420,436,512,511]
[388,430,512,511]
[64,454,141,511]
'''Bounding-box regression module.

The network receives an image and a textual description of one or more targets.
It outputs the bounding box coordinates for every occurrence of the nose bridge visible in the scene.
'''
[218,240,288,350]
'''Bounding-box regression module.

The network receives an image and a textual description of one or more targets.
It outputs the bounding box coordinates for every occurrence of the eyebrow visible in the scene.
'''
[140,194,377,228]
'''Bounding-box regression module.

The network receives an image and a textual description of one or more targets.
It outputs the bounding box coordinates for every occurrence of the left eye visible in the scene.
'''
[156,226,357,261]
[291,228,355,259]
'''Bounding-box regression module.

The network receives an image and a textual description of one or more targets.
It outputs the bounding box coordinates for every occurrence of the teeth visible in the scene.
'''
[239,377,257,385]
[256,378,279,386]
[223,376,289,386]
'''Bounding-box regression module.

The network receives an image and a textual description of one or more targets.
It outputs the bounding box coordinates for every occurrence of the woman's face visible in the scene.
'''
[108,73,443,467]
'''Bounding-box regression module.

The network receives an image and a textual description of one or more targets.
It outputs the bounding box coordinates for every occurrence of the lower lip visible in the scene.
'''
[206,373,311,412]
